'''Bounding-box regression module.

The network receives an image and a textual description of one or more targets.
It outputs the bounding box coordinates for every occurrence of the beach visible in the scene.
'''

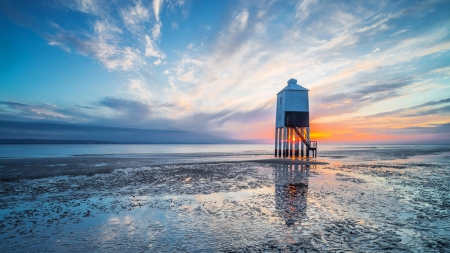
[0,144,449,252]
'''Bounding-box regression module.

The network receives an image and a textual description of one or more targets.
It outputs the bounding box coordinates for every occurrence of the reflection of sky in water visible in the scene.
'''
[79,165,314,251]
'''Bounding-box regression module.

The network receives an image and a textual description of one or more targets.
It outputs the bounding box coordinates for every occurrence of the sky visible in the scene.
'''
[1,0,450,144]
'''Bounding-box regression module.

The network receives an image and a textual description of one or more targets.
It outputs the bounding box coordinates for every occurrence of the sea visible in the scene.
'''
[1,143,448,159]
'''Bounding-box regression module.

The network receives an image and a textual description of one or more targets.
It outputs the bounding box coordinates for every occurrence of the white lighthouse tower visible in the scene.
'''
[275,78,317,158]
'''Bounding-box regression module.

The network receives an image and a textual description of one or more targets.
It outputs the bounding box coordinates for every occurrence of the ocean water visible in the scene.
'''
[1,143,448,159]
[0,144,273,158]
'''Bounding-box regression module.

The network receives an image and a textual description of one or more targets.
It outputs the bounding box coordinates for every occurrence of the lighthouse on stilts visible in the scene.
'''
[275,78,317,158]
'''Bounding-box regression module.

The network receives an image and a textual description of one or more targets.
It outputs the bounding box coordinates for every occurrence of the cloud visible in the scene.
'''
[98,97,151,121]
[144,34,165,62]
[91,20,124,42]
[178,70,196,83]
[195,100,273,127]
[211,8,255,59]
[166,0,185,11]
[233,9,249,32]
[152,22,161,39]
[311,78,415,121]
[74,105,97,109]
[295,0,316,21]
[55,0,104,16]
[305,33,358,55]
[45,20,146,71]
[415,98,450,108]
[406,122,450,135]
[402,105,450,117]
[365,98,450,118]
[0,120,243,143]
[371,122,450,143]
[153,0,163,22]
[0,101,29,107]
[0,101,82,121]
[127,79,153,101]
[391,29,409,36]
[1,0,170,71]
[121,1,150,27]
[73,0,101,15]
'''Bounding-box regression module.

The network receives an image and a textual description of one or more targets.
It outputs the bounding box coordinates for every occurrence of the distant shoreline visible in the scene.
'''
[0,139,117,144]
[0,139,258,145]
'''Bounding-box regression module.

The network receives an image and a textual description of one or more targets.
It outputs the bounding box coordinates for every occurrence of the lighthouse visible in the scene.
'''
[275,78,317,158]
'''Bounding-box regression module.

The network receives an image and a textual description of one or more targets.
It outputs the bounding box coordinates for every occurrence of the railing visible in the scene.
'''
[293,127,317,150]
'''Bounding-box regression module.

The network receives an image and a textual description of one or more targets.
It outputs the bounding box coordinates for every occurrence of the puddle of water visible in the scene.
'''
[387,151,450,163]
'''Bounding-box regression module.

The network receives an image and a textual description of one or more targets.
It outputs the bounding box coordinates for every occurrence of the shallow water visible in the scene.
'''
[1,145,449,252]
[2,143,447,159]
[0,144,274,158]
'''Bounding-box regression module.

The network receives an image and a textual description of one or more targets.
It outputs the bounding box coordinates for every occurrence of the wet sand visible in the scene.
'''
[1,147,449,252]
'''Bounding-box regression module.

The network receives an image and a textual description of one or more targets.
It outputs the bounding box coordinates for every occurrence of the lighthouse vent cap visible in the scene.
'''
[277,78,309,93]
[288,78,297,84]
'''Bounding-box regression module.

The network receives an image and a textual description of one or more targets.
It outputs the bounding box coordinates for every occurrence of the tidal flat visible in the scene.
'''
[0,145,449,252]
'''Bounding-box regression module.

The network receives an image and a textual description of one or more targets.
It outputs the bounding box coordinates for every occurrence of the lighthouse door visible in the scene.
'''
[285,112,292,126]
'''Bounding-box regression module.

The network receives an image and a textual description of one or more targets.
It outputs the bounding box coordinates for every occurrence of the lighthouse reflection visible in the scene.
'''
[274,164,311,226]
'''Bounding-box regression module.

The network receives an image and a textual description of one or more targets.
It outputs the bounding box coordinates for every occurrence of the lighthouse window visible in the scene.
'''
[279,97,282,105]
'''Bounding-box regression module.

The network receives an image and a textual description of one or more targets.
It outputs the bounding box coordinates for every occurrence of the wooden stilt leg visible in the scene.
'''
[274,127,278,157]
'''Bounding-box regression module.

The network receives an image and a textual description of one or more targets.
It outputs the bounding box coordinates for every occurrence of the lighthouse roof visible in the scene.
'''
[277,78,309,94]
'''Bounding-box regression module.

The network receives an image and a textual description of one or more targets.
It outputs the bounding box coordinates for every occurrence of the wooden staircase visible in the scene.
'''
[293,127,317,157]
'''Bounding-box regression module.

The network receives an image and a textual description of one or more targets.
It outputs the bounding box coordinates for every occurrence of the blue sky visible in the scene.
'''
[1,0,449,143]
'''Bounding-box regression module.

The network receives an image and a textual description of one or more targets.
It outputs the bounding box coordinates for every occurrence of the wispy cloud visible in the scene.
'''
[44,19,146,71]
[144,34,165,63]
[295,0,317,21]
[127,79,153,101]
[366,98,450,118]
[98,97,151,122]
[391,29,409,36]
[75,105,97,110]
[1,0,170,72]
[0,101,29,107]
[0,101,77,121]
[121,1,150,27]
[65,0,103,16]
